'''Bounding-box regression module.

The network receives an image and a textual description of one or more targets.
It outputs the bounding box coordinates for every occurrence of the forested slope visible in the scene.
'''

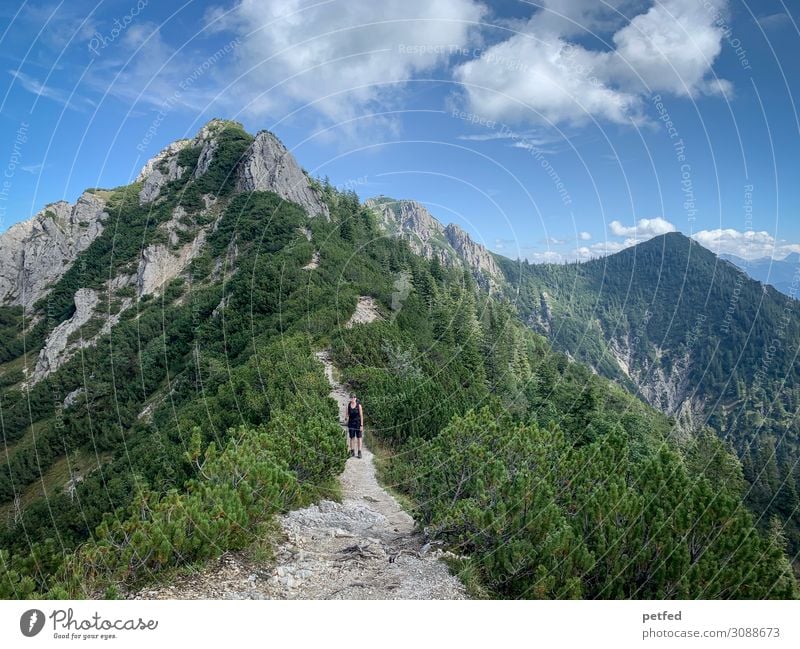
[497,233,800,571]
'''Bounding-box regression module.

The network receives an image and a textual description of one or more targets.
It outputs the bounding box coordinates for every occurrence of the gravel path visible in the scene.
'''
[137,302,465,600]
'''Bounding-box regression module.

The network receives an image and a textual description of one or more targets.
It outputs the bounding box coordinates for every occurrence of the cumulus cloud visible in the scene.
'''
[528,250,567,263]
[208,0,485,123]
[575,240,629,259]
[454,0,732,125]
[579,231,592,240]
[692,229,800,260]
[609,217,676,238]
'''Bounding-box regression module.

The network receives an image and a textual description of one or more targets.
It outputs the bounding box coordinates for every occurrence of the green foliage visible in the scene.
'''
[55,402,343,595]
[0,170,385,597]
[327,235,798,598]
[392,408,798,599]
[0,306,26,363]
[496,232,800,564]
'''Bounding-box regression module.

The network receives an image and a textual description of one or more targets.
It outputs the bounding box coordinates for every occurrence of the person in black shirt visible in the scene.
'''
[346,393,364,459]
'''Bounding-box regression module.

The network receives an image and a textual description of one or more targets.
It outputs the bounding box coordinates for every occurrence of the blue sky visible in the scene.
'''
[0,0,798,262]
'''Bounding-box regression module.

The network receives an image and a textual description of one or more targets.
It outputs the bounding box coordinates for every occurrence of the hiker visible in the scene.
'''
[346,393,364,459]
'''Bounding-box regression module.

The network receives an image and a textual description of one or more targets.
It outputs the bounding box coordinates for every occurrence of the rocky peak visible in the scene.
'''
[366,197,444,239]
[235,130,330,219]
[365,197,450,266]
[444,222,501,280]
[135,120,239,204]
[135,140,190,184]
[0,192,107,309]
[366,197,501,288]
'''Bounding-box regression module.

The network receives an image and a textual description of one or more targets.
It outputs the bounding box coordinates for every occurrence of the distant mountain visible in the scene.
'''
[720,252,799,298]
[497,232,800,560]
[365,196,501,288]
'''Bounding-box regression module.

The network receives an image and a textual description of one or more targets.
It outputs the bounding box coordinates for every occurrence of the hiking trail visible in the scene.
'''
[137,297,465,600]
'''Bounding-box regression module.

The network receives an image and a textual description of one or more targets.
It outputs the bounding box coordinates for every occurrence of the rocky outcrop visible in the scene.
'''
[33,288,99,381]
[366,197,502,289]
[137,231,207,297]
[444,223,501,283]
[366,198,450,265]
[0,192,107,309]
[194,136,217,178]
[633,348,694,416]
[63,387,85,409]
[136,119,235,204]
[236,131,329,219]
[346,296,382,328]
[604,334,704,436]
[136,140,190,203]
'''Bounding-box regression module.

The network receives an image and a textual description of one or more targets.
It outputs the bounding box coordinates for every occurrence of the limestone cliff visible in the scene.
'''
[137,140,190,204]
[365,197,501,288]
[444,223,501,281]
[32,288,100,381]
[236,131,329,219]
[0,192,107,309]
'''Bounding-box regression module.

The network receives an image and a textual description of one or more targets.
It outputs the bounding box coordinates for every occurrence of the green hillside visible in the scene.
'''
[497,232,800,569]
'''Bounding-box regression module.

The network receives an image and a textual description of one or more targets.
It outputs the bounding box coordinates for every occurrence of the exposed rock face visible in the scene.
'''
[236,131,329,219]
[0,193,107,309]
[366,197,502,288]
[444,223,501,281]
[604,334,704,437]
[137,140,190,204]
[63,387,85,409]
[194,136,218,178]
[365,198,449,265]
[137,231,207,297]
[33,288,99,381]
[346,296,382,327]
[136,120,233,204]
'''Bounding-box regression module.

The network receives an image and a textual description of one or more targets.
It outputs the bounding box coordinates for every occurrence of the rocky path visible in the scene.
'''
[138,300,464,600]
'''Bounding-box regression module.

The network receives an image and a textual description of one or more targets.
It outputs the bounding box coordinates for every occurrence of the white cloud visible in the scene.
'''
[692,229,800,260]
[9,70,96,111]
[454,0,731,126]
[454,34,643,125]
[609,0,730,97]
[208,0,485,123]
[609,217,676,237]
[564,218,674,261]
[572,240,629,260]
[757,13,792,32]
[528,250,566,263]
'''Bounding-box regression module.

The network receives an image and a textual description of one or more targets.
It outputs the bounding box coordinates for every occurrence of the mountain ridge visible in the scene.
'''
[364,196,501,288]
[720,252,799,298]
[0,118,797,599]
